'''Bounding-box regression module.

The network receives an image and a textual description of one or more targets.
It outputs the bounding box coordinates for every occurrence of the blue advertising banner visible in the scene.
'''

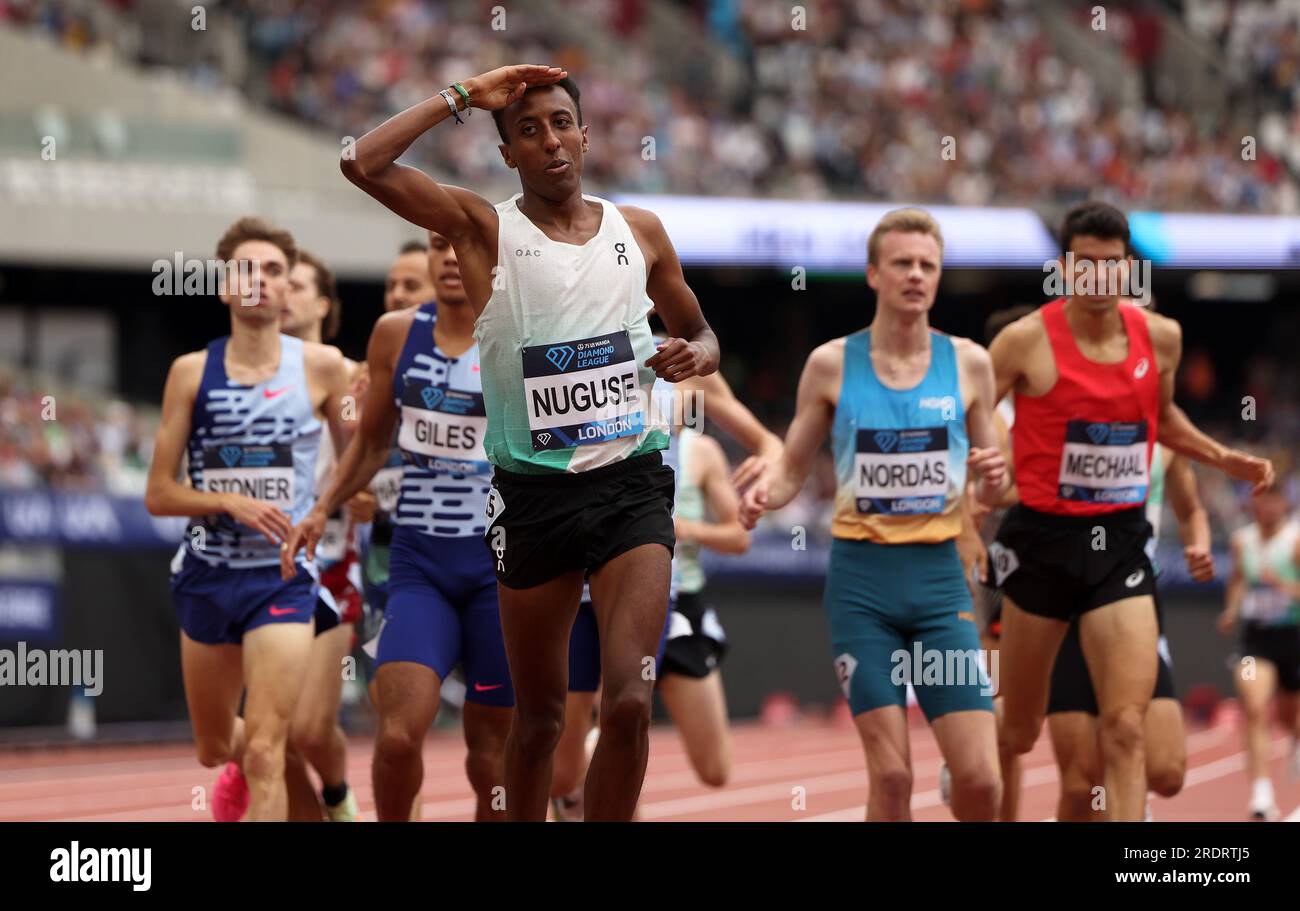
[0,491,185,547]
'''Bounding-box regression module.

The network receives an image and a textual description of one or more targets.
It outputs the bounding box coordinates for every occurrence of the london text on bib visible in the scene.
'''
[1058,420,1149,505]
[853,427,948,515]
[521,330,645,451]
[201,442,294,507]
[399,379,490,476]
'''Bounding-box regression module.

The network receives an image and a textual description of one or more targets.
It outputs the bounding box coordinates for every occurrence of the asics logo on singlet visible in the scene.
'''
[1134,357,1150,379]
[218,445,242,467]
[614,242,629,266]
[515,248,541,257]
[1085,423,1111,445]
[546,345,576,371]
[1125,569,1145,588]
[420,386,444,409]
[873,431,899,453]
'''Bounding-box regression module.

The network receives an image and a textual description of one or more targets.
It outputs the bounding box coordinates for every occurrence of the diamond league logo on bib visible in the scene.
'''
[1085,423,1110,445]
[873,430,899,453]
[522,330,645,451]
[546,345,576,372]
[420,386,445,410]
[219,445,243,467]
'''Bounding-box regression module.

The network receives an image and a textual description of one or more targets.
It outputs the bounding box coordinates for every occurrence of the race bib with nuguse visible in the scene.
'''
[201,442,294,507]
[398,379,490,475]
[853,427,949,515]
[521,330,645,451]
[1058,420,1148,505]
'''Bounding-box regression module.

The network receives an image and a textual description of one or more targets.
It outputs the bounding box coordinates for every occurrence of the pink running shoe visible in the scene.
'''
[212,762,249,822]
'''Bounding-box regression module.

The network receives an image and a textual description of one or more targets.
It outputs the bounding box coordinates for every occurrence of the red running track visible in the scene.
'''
[1,714,1297,822]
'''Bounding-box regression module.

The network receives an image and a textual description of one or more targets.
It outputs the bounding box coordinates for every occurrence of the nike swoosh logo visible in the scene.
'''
[264,385,294,399]
[268,606,298,616]
[473,682,503,692]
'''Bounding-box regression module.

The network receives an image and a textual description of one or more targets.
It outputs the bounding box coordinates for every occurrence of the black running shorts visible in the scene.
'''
[1240,622,1300,693]
[991,504,1156,621]
[484,451,676,590]
[661,591,728,679]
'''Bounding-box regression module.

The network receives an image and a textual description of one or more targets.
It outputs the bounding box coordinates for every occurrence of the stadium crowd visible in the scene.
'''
[2,0,1296,212]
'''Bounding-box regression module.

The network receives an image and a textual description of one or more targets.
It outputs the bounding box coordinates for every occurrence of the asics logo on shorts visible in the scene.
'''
[1125,568,1145,588]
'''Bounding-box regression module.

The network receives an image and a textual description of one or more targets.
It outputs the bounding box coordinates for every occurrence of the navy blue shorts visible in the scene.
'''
[375,527,513,707]
[566,599,672,693]
[170,547,318,645]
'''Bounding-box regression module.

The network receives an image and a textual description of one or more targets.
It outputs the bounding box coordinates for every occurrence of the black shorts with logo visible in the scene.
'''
[484,451,676,590]
[662,590,728,679]
[991,504,1156,621]
[1240,622,1300,693]
[1047,588,1175,715]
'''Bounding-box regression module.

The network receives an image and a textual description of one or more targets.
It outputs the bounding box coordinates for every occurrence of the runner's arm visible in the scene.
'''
[311,343,356,456]
[624,207,719,382]
[311,316,405,520]
[677,370,782,488]
[144,354,222,518]
[960,340,1008,507]
[1218,533,1245,635]
[340,66,566,244]
[677,434,750,555]
[1165,453,1214,581]
[987,315,1030,404]
[739,342,837,526]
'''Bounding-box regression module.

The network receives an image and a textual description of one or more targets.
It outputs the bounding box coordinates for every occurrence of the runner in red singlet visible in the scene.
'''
[988,201,1273,821]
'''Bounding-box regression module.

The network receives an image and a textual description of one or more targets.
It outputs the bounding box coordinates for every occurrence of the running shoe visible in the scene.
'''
[212,762,249,822]
[325,787,359,822]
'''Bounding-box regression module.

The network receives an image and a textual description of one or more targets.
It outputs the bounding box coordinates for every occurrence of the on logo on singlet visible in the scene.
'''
[398,379,489,475]
[521,330,645,451]
[1058,420,1148,505]
[201,442,294,506]
[853,427,948,515]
